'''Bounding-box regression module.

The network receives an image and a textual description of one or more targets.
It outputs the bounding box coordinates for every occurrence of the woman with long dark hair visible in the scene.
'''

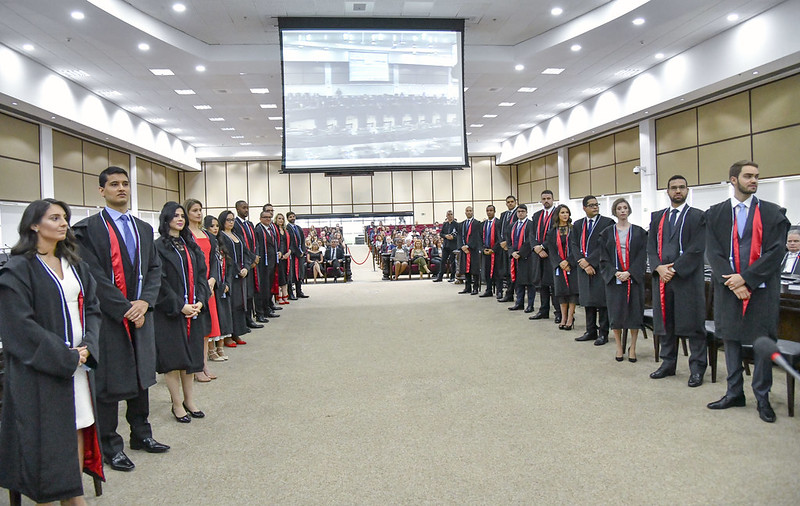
[544,205,579,330]
[204,215,233,360]
[153,202,210,422]
[217,209,255,342]
[275,213,291,303]
[0,199,104,504]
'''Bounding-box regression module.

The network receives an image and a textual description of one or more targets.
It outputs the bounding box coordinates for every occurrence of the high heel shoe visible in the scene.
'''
[560,322,574,330]
[615,356,624,362]
[171,406,191,423]
[628,346,637,363]
[183,402,205,419]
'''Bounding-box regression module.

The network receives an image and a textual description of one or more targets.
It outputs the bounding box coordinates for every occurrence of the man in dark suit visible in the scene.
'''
[73,166,169,472]
[480,204,503,297]
[498,195,519,301]
[434,210,458,282]
[781,229,800,274]
[286,211,308,299]
[254,210,279,321]
[570,195,614,345]
[647,175,708,387]
[458,206,482,295]
[508,204,536,311]
[529,190,558,318]
[233,200,262,329]
[261,203,282,313]
[706,160,790,423]
[324,237,345,279]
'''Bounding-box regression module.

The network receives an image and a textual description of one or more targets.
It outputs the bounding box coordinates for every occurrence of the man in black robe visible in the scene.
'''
[480,204,503,297]
[529,190,559,318]
[286,211,308,299]
[233,200,262,329]
[261,203,282,314]
[570,195,614,345]
[73,166,169,471]
[706,160,790,423]
[254,210,279,321]
[458,206,482,295]
[648,175,708,387]
[498,195,519,301]
[508,205,536,311]
[434,210,458,282]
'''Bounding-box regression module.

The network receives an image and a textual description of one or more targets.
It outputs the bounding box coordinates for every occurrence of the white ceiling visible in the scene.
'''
[0,0,786,162]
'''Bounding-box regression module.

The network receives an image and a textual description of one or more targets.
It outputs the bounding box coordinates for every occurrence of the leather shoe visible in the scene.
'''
[256,316,270,323]
[471,290,479,295]
[105,451,135,471]
[499,295,514,303]
[271,305,282,311]
[688,373,704,387]
[707,394,746,410]
[529,312,548,320]
[130,437,170,453]
[246,321,264,329]
[183,402,205,419]
[554,315,562,324]
[267,311,280,318]
[757,400,776,423]
[650,366,676,379]
[593,336,608,346]
[432,278,443,282]
[478,291,493,297]
[524,307,534,313]
[575,332,596,342]
[458,288,470,294]
[508,304,523,311]
[298,293,309,298]
[288,295,298,301]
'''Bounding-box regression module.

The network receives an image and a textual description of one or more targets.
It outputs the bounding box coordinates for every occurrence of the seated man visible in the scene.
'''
[324,237,345,279]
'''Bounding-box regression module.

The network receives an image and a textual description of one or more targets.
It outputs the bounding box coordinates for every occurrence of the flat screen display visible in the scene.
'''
[279,18,467,173]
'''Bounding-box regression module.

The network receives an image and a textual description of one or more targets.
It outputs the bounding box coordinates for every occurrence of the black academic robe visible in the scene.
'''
[569,215,615,307]
[481,217,503,281]
[647,206,706,338]
[255,222,278,296]
[599,225,647,329]
[509,218,536,286]
[153,237,211,374]
[288,223,306,282]
[441,220,459,250]
[705,198,790,343]
[0,256,104,503]
[73,210,161,402]
[530,208,556,286]
[217,233,255,337]
[233,217,258,297]
[458,217,481,275]
[209,233,234,336]
[276,227,291,285]
[545,226,580,297]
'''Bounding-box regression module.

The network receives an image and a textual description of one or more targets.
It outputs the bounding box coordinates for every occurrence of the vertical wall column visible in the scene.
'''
[638,119,658,224]
[129,154,139,214]
[39,125,54,198]
[557,146,569,204]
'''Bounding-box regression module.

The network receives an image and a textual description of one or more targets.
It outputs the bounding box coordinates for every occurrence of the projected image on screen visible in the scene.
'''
[280,20,467,172]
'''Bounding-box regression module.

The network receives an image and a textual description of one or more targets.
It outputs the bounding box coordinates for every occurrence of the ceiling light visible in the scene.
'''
[71,11,85,20]
[499,102,515,107]
[655,53,665,60]
[514,64,525,71]
[59,69,90,79]
[11,102,18,105]
[174,89,196,95]
[632,18,645,25]
[464,87,469,92]
[570,44,581,52]
[727,13,739,22]
[240,142,252,146]
[250,88,270,94]
[22,43,34,51]
[221,127,235,131]
[259,104,278,109]
[551,7,563,16]
[517,87,537,93]
[138,43,150,51]
[483,114,498,118]
[268,116,282,121]
[208,117,225,121]
[231,135,244,139]
[466,132,472,136]
[195,65,206,72]
[542,68,565,75]
[172,3,187,12]
[615,68,642,78]
[193,105,212,110]
[275,126,283,130]
[470,124,484,128]
[753,71,759,75]
[149,68,174,76]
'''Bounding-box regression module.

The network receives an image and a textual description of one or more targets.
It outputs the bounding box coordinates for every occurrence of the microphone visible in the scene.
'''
[753,337,800,382]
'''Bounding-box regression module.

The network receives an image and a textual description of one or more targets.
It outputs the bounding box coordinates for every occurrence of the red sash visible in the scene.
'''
[556,229,570,289]
[104,217,131,340]
[537,210,553,242]
[614,227,632,302]
[464,219,473,272]
[732,203,763,315]
[656,210,668,325]
[510,221,527,282]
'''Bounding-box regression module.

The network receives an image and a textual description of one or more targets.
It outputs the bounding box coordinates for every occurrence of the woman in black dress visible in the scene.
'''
[204,215,233,361]
[306,241,324,282]
[544,205,579,330]
[599,198,647,362]
[153,202,210,422]
[217,210,255,345]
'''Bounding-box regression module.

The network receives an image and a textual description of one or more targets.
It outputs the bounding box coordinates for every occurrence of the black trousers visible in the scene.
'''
[658,284,708,375]
[97,388,152,458]
[724,340,772,402]
[514,283,535,309]
[482,253,502,294]
[536,284,562,318]
[435,247,456,281]
[584,305,609,338]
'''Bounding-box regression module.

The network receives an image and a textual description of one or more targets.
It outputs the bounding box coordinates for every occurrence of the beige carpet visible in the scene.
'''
[19,245,798,504]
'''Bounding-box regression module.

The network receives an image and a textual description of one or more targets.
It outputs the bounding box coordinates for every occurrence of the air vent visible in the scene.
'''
[353,3,366,11]
[346,2,373,13]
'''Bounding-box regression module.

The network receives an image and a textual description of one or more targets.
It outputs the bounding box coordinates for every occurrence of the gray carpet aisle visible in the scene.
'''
[17,245,798,504]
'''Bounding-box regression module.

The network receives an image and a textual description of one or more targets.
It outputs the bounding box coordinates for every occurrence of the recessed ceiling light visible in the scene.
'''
[193,105,212,110]
[51,116,56,119]
[655,53,665,60]
[615,68,642,78]
[268,116,282,121]
[221,127,235,131]
[632,18,645,25]
[470,124,484,128]
[551,7,563,16]
[173,3,187,12]
[517,87,537,93]
[259,104,278,109]
[59,69,90,79]
[174,89,196,95]
[275,126,283,130]
[570,44,581,52]
[483,114,498,118]
[138,42,150,51]
[240,142,252,146]
[499,102,515,107]
[195,65,206,72]
[127,105,146,112]
[727,13,739,22]
[463,87,469,92]
[250,88,270,94]
[466,132,472,136]
[22,43,34,51]
[515,64,525,71]
[542,68,565,75]
[753,71,759,75]
[231,135,244,139]
[149,68,174,76]
[208,117,225,121]
[71,11,85,20]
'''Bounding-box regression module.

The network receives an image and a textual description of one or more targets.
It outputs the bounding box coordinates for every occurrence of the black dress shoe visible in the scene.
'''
[479,291,493,297]
[508,304,523,311]
[524,307,534,313]
[554,315,562,324]
[267,311,280,318]
[447,278,455,283]
[650,366,676,379]
[529,312,548,320]
[256,316,270,323]
[171,406,191,423]
[183,402,205,419]
[575,332,596,342]
[105,451,135,471]
[246,321,264,329]
[757,400,776,423]
[432,278,443,282]
[593,336,608,346]
[707,394,746,410]
[288,295,298,301]
[458,288,470,294]
[471,290,479,295]
[688,373,704,387]
[298,293,309,298]
[499,295,514,303]
[130,437,170,453]
[271,305,282,311]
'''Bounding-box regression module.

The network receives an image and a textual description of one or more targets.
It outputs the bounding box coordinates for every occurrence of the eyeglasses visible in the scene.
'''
[585,203,599,208]
[225,218,235,222]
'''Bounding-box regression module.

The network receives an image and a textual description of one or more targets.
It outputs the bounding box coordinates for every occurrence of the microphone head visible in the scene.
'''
[753,336,779,358]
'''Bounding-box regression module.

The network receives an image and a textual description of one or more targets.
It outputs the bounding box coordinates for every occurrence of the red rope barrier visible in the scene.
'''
[347,246,372,265]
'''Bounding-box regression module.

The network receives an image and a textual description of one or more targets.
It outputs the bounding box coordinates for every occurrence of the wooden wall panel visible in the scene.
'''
[517,182,532,205]
[351,176,373,205]
[615,127,639,162]
[83,174,105,207]
[184,171,205,202]
[751,74,800,133]
[697,92,750,145]
[289,173,311,206]
[569,171,590,199]
[545,154,559,179]
[413,202,434,223]
[412,171,433,202]
[136,159,152,186]
[615,161,641,194]
[0,113,38,163]
[331,176,353,205]
[82,141,108,176]
[204,162,227,208]
[492,164,512,200]
[590,165,616,196]
[432,170,453,202]
[136,183,153,211]
[452,166,472,201]
[568,144,590,172]
[53,131,82,171]
[0,158,39,201]
[545,177,559,201]
[656,109,697,154]
[590,135,615,168]
[151,163,167,189]
[753,125,800,179]
[472,157,492,201]
[109,149,129,171]
[698,137,752,185]
[268,161,289,206]
[225,162,248,206]
[372,172,392,203]
[247,161,269,206]
[166,169,179,191]
[518,161,532,184]
[657,148,698,188]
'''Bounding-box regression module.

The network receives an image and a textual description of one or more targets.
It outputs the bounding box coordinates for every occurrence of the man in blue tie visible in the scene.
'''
[286,212,309,299]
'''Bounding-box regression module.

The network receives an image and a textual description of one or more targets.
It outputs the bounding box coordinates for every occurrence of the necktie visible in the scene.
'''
[737,203,747,237]
[119,214,136,263]
[586,218,593,236]
[669,208,678,231]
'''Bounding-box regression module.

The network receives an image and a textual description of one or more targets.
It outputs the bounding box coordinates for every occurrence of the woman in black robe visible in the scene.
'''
[153,202,210,423]
[0,199,104,504]
[599,198,648,363]
[275,213,291,303]
[205,215,234,360]
[544,205,579,330]
[217,210,255,343]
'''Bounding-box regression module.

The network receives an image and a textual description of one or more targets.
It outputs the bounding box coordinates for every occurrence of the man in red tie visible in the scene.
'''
[480,205,503,297]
